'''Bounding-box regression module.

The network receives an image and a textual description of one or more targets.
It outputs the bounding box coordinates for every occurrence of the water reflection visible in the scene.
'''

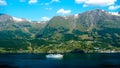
[0,53,120,68]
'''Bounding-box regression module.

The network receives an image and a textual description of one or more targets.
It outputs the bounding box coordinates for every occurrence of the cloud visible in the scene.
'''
[0,0,7,6]
[83,4,88,7]
[75,0,85,4]
[108,5,120,10]
[51,0,60,3]
[41,0,60,6]
[41,17,50,21]
[109,12,119,16]
[45,8,52,10]
[75,0,117,6]
[57,8,71,15]
[29,0,38,4]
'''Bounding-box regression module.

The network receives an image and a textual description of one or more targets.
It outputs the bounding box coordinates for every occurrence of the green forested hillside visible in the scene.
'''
[0,9,120,53]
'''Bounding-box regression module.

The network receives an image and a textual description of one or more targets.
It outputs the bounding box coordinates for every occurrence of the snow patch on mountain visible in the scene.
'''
[12,16,32,22]
[74,14,78,18]
[12,17,24,22]
[109,12,120,16]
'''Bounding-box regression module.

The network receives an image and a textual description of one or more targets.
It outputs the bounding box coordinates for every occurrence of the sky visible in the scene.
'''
[0,0,120,21]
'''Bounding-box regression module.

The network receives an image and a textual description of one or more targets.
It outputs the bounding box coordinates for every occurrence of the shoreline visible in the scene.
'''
[0,50,120,54]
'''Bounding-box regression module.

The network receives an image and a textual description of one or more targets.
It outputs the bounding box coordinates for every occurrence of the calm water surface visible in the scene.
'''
[0,53,120,68]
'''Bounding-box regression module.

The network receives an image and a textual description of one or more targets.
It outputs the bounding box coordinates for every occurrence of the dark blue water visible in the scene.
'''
[0,53,120,68]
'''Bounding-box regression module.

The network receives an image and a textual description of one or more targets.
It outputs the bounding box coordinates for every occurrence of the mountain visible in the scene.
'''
[0,14,13,23]
[41,9,120,36]
[0,9,120,53]
[0,13,46,32]
[0,13,32,23]
[39,9,120,47]
[45,9,120,32]
[118,11,120,14]
[0,14,46,50]
[12,17,32,23]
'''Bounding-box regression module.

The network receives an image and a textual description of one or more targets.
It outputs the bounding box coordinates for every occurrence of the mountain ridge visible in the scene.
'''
[41,9,120,35]
[0,9,120,53]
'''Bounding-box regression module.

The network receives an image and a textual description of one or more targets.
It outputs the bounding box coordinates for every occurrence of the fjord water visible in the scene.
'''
[0,53,120,68]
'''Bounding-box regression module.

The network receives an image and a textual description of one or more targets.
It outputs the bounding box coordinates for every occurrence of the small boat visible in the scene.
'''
[46,54,63,59]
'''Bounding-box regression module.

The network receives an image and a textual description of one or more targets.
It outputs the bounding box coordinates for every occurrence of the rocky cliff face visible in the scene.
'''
[41,9,120,36]
[0,14,13,23]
